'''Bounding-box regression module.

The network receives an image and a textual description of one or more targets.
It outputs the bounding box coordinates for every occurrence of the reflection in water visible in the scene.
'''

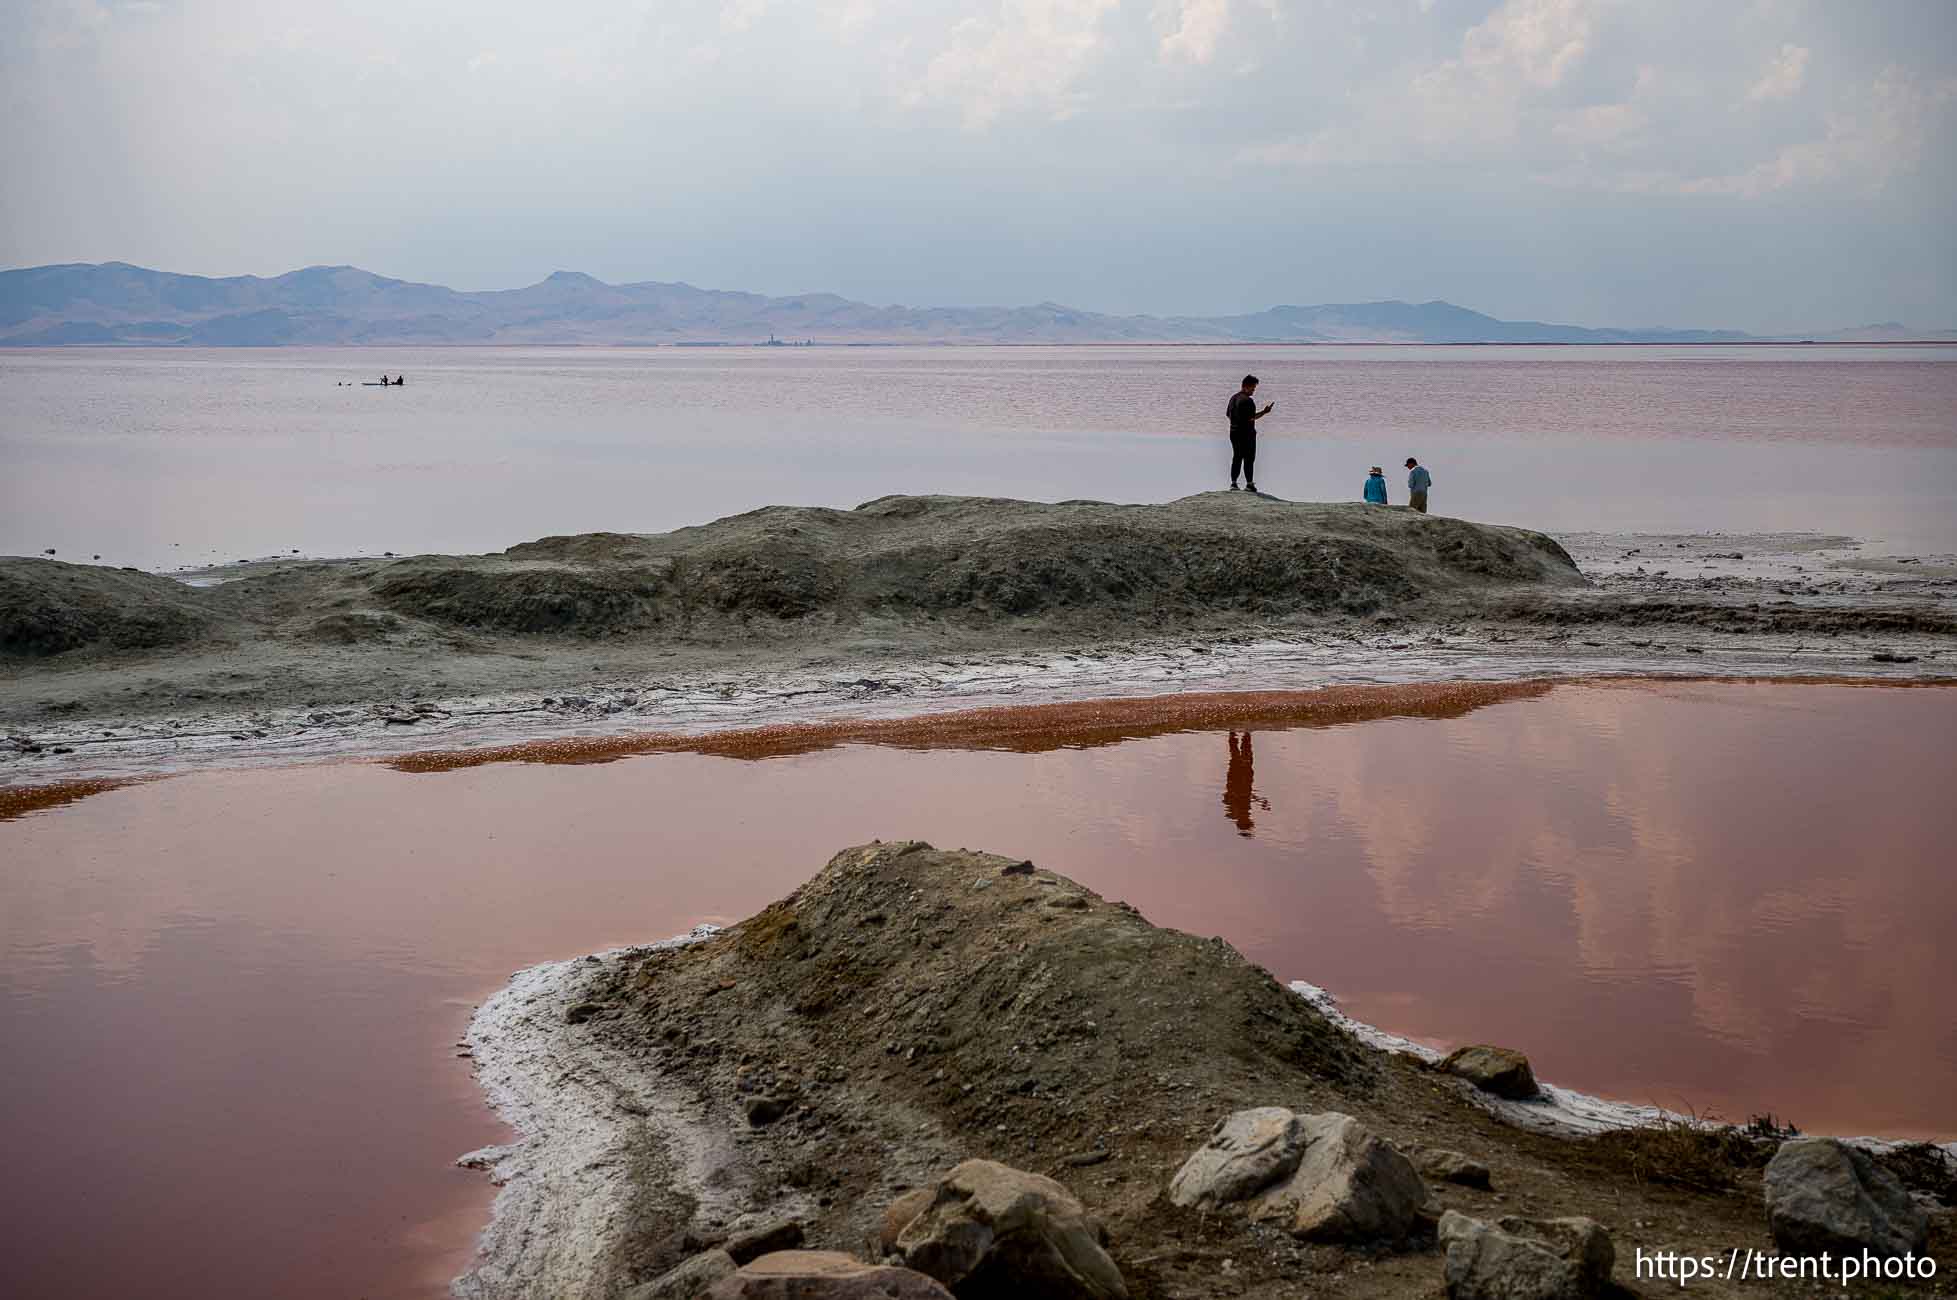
[0,777,140,823]
[387,678,1558,771]
[1222,731,1270,837]
[1,680,1953,1300]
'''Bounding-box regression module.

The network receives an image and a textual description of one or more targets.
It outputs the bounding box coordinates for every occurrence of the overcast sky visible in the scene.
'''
[3,0,1953,331]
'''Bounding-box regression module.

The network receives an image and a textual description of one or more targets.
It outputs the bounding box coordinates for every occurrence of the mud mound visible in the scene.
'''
[0,558,214,657]
[550,841,1378,1287]
[370,494,1584,637]
[675,841,1373,1099]
[505,840,1943,1300]
[502,531,664,564]
[301,611,410,645]
[1490,594,1957,636]
[371,563,677,636]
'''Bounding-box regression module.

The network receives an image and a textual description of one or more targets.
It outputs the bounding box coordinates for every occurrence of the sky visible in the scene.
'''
[2,0,1953,332]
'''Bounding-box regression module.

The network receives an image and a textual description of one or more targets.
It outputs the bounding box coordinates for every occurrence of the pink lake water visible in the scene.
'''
[1,678,1953,1299]
[4,344,1956,573]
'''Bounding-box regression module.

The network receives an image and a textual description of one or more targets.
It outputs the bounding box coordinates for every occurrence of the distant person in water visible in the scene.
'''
[1364,466,1388,504]
[1406,457,1432,513]
[1226,375,1273,492]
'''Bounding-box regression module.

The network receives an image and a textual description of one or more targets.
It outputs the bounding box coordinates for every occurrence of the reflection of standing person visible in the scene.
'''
[1222,730,1270,837]
[1227,375,1274,493]
[1405,457,1432,513]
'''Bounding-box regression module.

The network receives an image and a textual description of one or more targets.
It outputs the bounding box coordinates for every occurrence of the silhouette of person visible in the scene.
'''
[1226,375,1274,493]
[1222,730,1271,837]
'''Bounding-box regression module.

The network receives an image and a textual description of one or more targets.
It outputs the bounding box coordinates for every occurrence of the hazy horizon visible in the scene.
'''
[4,1,1955,333]
[12,257,1957,335]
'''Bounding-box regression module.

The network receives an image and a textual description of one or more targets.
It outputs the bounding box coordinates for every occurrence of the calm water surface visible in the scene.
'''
[4,345,1955,571]
[2,680,1953,1300]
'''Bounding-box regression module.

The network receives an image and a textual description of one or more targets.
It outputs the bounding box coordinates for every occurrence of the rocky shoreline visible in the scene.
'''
[454,843,1956,1300]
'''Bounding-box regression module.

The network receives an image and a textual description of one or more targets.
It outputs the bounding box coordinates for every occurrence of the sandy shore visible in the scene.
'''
[5,495,1952,787]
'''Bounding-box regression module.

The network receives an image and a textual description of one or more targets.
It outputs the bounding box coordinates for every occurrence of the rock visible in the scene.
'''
[1438,1210,1614,1300]
[745,1095,790,1127]
[893,1159,1127,1299]
[704,1251,953,1299]
[725,1218,806,1264]
[1167,1107,1306,1208]
[880,1188,936,1254]
[624,1247,737,1299]
[1416,1148,1494,1190]
[563,1001,605,1025]
[1245,1112,1428,1245]
[1764,1137,1928,1258]
[1441,1046,1540,1100]
[1000,859,1035,876]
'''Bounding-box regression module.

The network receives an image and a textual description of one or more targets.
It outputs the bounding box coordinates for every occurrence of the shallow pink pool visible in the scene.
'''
[3,679,1952,1299]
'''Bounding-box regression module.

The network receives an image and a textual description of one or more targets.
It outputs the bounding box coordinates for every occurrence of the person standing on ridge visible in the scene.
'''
[1364,466,1389,504]
[1227,375,1273,493]
[1405,457,1433,513]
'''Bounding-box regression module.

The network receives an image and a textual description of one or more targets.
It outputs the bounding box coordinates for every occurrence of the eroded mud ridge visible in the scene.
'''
[7,498,1953,782]
[460,842,1956,1299]
[6,493,1580,657]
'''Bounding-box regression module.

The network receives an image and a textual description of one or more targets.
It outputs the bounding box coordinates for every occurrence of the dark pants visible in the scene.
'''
[1230,431,1256,485]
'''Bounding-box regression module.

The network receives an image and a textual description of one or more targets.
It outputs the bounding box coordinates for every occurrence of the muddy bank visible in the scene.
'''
[4,496,1953,784]
[4,492,1585,659]
[458,842,1957,1299]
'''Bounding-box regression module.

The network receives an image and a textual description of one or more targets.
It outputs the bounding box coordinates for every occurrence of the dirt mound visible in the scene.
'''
[0,558,215,657]
[372,563,678,636]
[474,841,1951,1300]
[370,494,1584,638]
[502,531,664,564]
[1492,594,1957,636]
[300,611,411,645]
[551,840,1378,1290]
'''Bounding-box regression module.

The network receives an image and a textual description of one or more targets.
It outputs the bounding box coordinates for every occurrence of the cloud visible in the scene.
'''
[1240,0,1608,166]
[722,0,771,35]
[1746,42,1808,102]
[901,0,1120,128]
[1457,0,1595,90]
[1238,0,1955,211]
[1158,0,1230,66]
[1735,66,1953,194]
[1589,64,1957,198]
[2,0,1953,328]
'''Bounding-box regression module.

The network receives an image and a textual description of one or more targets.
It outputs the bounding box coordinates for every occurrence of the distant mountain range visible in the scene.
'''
[2,261,1950,346]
